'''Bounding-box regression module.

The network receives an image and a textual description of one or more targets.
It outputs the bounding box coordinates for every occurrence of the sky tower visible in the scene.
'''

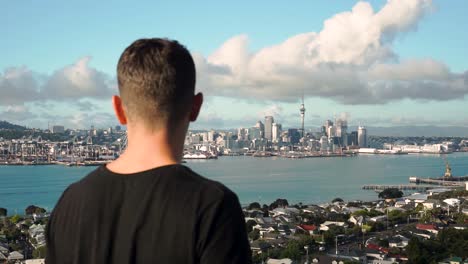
[300,95,306,138]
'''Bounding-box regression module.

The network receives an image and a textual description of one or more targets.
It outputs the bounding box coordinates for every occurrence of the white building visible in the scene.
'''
[327,126,335,139]
[358,126,367,148]
[320,136,329,152]
[272,123,282,143]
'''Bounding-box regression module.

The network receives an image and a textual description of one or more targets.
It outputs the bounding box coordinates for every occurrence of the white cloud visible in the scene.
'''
[43,57,116,100]
[194,0,468,104]
[0,67,40,105]
[0,57,116,106]
[0,105,36,121]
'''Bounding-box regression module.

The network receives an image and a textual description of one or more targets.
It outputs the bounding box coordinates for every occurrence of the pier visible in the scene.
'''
[409,176,468,186]
[361,184,446,191]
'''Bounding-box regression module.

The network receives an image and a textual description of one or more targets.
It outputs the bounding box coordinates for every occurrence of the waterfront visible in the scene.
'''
[1,153,468,214]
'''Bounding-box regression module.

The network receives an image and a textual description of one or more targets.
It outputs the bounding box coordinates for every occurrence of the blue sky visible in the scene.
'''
[1,0,467,130]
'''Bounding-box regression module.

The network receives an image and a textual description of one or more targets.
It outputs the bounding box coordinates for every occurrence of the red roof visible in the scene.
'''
[366,243,389,254]
[366,243,380,250]
[298,224,317,231]
[416,223,437,230]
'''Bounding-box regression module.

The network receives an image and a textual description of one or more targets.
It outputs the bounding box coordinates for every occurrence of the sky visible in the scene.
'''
[1,0,467,131]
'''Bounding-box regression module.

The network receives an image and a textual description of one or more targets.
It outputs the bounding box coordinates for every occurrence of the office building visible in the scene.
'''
[52,125,65,134]
[272,123,282,142]
[327,126,335,139]
[255,121,265,138]
[288,128,300,144]
[349,131,358,146]
[264,116,274,141]
[358,126,367,148]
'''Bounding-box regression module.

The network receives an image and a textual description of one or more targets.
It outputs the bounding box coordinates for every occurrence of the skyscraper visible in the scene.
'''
[288,128,300,144]
[248,127,262,140]
[327,126,335,139]
[358,126,367,148]
[272,123,282,142]
[335,119,348,146]
[255,121,265,138]
[300,97,306,138]
[349,131,359,146]
[264,116,274,141]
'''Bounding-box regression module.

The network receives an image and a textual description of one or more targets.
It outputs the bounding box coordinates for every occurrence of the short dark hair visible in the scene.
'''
[117,38,196,129]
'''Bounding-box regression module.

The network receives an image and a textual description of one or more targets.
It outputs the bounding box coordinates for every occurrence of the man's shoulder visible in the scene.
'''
[172,165,239,205]
[62,164,237,204]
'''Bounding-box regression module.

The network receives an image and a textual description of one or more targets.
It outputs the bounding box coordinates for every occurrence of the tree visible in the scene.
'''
[332,197,344,203]
[262,204,269,217]
[246,220,257,233]
[35,207,46,214]
[377,238,389,248]
[24,205,47,215]
[378,188,403,199]
[269,198,289,210]
[248,229,260,241]
[0,208,7,217]
[10,214,22,224]
[33,246,47,259]
[388,210,408,224]
[25,205,39,215]
[280,240,302,260]
[248,202,261,210]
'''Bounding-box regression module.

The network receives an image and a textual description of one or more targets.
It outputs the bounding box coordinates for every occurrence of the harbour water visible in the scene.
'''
[1,153,468,214]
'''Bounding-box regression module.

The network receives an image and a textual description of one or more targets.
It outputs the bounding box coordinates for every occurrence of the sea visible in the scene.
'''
[1,153,468,215]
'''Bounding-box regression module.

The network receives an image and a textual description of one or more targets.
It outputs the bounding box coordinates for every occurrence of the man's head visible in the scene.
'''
[114,38,202,131]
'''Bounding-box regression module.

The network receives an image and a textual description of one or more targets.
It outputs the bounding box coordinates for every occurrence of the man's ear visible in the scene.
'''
[189,93,203,122]
[112,95,128,125]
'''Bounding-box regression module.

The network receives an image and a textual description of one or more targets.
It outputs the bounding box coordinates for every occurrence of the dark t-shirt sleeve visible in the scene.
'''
[45,186,71,264]
[197,189,252,264]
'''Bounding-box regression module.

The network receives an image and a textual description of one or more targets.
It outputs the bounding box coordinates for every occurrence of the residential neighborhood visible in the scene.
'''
[244,189,468,264]
[0,206,47,264]
[0,188,467,263]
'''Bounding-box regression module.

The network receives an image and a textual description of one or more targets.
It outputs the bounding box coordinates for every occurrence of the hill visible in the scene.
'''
[0,120,27,130]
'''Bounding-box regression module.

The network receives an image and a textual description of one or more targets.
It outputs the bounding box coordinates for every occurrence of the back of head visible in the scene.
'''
[117,38,196,130]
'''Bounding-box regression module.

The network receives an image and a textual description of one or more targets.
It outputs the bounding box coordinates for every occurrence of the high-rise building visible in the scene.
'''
[358,126,367,148]
[207,130,215,142]
[237,128,248,141]
[320,126,327,136]
[272,123,282,142]
[288,128,300,144]
[264,116,274,141]
[255,121,265,138]
[335,119,348,146]
[248,127,262,140]
[327,126,335,139]
[349,131,359,146]
[320,136,328,152]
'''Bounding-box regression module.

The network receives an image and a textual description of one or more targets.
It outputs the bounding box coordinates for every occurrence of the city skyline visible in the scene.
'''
[1,0,467,131]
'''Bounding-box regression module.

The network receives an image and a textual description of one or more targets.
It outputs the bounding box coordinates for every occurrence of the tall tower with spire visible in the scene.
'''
[300,95,306,138]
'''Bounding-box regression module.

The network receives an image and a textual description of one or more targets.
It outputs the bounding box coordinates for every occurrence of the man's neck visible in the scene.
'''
[107,125,185,174]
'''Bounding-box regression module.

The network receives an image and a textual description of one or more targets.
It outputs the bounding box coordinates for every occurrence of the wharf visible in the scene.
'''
[409,176,468,186]
[361,184,451,191]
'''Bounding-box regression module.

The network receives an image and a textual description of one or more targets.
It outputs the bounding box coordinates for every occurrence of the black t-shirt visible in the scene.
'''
[46,164,252,264]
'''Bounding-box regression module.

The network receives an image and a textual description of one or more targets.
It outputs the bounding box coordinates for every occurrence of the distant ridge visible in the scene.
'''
[0,120,27,131]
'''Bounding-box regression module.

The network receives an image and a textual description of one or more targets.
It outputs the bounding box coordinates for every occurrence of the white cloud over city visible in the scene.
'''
[194,0,468,104]
[0,57,116,106]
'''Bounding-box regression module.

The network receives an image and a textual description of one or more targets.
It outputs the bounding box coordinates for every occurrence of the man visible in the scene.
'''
[46,38,252,264]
